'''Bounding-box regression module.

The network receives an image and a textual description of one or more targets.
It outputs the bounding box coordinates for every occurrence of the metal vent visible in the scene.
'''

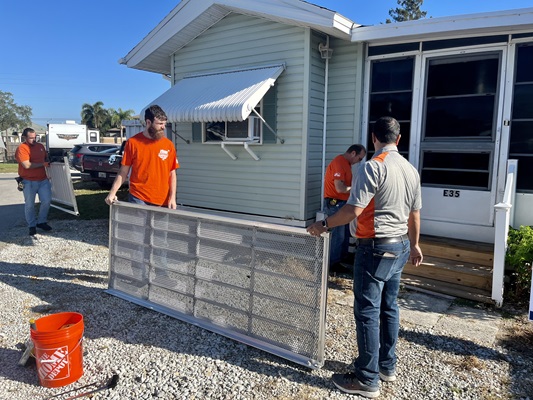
[106,202,329,368]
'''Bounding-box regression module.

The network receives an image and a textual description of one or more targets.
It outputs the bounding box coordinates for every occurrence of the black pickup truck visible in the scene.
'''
[80,142,126,188]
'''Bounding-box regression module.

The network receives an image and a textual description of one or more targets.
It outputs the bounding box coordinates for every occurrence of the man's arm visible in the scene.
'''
[408,210,423,266]
[105,164,130,205]
[20,160,48,169]
[17,146,49,169]
[306,204,361,236]
[167,169,177,209]
[333,179,351,194]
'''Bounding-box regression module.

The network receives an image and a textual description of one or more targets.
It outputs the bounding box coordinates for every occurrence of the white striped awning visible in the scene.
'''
[142,64,285,123]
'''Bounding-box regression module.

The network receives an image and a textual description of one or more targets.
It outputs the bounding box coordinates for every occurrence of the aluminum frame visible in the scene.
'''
[106,202,330,368]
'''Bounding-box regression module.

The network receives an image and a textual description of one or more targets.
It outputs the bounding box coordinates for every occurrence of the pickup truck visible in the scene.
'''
[80,142,126,188]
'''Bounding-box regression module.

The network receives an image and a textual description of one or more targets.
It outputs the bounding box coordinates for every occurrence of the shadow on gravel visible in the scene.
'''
[399,328,503,360]
[0,258,335,392]
[0,219,109,248]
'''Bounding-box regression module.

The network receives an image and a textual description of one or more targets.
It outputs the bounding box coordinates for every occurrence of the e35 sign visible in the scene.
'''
[443,189,460,198]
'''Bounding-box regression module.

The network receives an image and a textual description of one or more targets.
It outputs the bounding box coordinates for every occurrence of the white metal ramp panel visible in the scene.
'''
[48,157,79,216]
[106,202,328,368]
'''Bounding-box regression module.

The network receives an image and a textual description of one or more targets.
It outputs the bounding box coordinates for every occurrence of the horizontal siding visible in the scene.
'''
[304,37,361,219]
[304,31,328,219]
[172,13,309,220]
[325,39,360,161]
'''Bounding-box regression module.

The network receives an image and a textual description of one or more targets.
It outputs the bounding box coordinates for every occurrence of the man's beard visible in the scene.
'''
[148,126,165,140]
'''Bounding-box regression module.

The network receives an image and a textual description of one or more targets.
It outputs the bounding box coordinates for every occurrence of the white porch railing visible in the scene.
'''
[492,160,518,307]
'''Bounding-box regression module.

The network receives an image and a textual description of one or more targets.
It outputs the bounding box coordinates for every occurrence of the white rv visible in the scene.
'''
[46,121,100,162]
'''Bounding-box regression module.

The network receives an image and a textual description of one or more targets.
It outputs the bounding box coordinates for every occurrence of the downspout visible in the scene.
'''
[318,37,333,212]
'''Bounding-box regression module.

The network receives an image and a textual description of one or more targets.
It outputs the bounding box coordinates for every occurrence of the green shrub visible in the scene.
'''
[505,225,533,304]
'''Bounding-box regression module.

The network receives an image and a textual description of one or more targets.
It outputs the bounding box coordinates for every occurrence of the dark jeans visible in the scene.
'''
[352,237,410,388]
[323,199,350,265]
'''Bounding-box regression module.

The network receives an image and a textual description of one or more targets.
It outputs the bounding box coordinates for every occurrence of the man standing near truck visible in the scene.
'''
[105,105,179,208]
[15,128,52,236]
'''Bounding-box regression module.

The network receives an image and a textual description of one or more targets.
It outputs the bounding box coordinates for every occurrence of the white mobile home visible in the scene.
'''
[118,0,533,302]
[121,0,532,242]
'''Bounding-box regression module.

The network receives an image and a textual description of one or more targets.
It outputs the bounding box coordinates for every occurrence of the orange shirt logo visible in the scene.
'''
[158,149,169,160]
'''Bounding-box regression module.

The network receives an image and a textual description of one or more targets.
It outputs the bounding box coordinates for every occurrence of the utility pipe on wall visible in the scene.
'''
[318,36,333,213]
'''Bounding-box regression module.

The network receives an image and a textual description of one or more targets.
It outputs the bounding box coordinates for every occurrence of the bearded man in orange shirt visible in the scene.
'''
[105,105,179,208]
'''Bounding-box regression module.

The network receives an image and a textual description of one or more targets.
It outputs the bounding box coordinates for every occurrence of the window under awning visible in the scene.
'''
[142,64,285,123]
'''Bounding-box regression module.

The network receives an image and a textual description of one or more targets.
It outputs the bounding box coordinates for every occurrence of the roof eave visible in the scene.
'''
[351,7,533,44]
[120,0,356,75]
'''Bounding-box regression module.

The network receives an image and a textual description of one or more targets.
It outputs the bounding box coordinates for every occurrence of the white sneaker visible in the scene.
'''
[379,369,397,382]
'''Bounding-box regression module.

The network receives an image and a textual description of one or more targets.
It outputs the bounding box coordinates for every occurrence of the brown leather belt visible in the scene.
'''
[355,234,409,246]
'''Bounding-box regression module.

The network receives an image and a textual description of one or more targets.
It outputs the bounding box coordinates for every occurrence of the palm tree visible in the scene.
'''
[81,101,108,129]
[109,108,135,129]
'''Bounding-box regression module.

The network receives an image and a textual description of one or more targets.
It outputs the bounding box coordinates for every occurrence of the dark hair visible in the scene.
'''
[346,144,366,155]
[22,127,35,137]
[373,117,400,144]
[144,105,167,124]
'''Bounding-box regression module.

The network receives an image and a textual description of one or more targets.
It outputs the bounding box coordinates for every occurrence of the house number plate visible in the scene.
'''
[443,189,460,198]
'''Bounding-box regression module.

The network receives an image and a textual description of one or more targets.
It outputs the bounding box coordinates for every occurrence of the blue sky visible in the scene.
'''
[1,0,532,126]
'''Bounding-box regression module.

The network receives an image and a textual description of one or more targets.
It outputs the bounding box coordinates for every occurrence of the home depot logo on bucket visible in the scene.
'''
[31,312,84,388]
[37,345,70,381]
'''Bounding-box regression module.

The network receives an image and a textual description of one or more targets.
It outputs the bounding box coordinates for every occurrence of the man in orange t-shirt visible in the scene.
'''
[15,128,52,236]
[323,144,366,270]
[105,105,179,208]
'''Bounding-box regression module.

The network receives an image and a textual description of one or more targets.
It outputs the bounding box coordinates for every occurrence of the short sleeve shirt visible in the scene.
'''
[324,154,352,200]
[348,145,421,238]
[122,132,179,206]
[15,142,48,181]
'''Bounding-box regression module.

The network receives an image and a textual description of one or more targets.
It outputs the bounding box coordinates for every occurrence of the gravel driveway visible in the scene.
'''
[1,219,532,399]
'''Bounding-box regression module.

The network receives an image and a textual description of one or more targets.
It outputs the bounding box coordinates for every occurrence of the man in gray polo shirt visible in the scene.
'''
[307,116,423,398]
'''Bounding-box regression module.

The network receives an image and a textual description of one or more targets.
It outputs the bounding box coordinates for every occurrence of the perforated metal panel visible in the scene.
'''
[48,157,79,216]
[106,202,329,368]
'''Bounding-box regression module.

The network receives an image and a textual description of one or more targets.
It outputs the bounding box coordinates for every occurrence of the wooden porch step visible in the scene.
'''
[420,235,494,267]
[403,255,492,291]
[348,234,495,303]
[401,273,492,304]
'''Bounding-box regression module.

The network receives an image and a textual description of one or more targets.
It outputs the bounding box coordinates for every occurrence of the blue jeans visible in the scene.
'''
[323,199,350,265]
[128,193,158,207]
[352,237,410,388]
[22,179,52,228]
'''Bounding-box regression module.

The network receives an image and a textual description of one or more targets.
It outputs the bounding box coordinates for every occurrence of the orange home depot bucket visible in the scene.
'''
[30,312,84,388]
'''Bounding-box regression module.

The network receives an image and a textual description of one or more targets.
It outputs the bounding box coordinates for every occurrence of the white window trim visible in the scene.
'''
[202,102,263,145]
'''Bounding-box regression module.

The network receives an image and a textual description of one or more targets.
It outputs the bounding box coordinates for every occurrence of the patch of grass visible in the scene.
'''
[48,180,128,220]
[0,162,18,173]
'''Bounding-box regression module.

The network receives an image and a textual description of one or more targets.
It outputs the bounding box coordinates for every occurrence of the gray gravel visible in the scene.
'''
[1,219,532,399]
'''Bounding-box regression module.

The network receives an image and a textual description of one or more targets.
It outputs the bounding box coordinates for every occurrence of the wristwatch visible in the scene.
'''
[321,219,329,229]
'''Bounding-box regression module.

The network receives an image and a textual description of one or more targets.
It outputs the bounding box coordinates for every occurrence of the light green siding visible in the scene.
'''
[169,13,357,224]
[172,13,311,222]
[304,31,328,220]
[326,39,362,158]
[303,36,362,219]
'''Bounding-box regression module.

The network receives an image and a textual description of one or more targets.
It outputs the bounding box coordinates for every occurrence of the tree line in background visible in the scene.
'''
[81,101,135,135]
[0,90,135,135]
[0,91,32,132]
